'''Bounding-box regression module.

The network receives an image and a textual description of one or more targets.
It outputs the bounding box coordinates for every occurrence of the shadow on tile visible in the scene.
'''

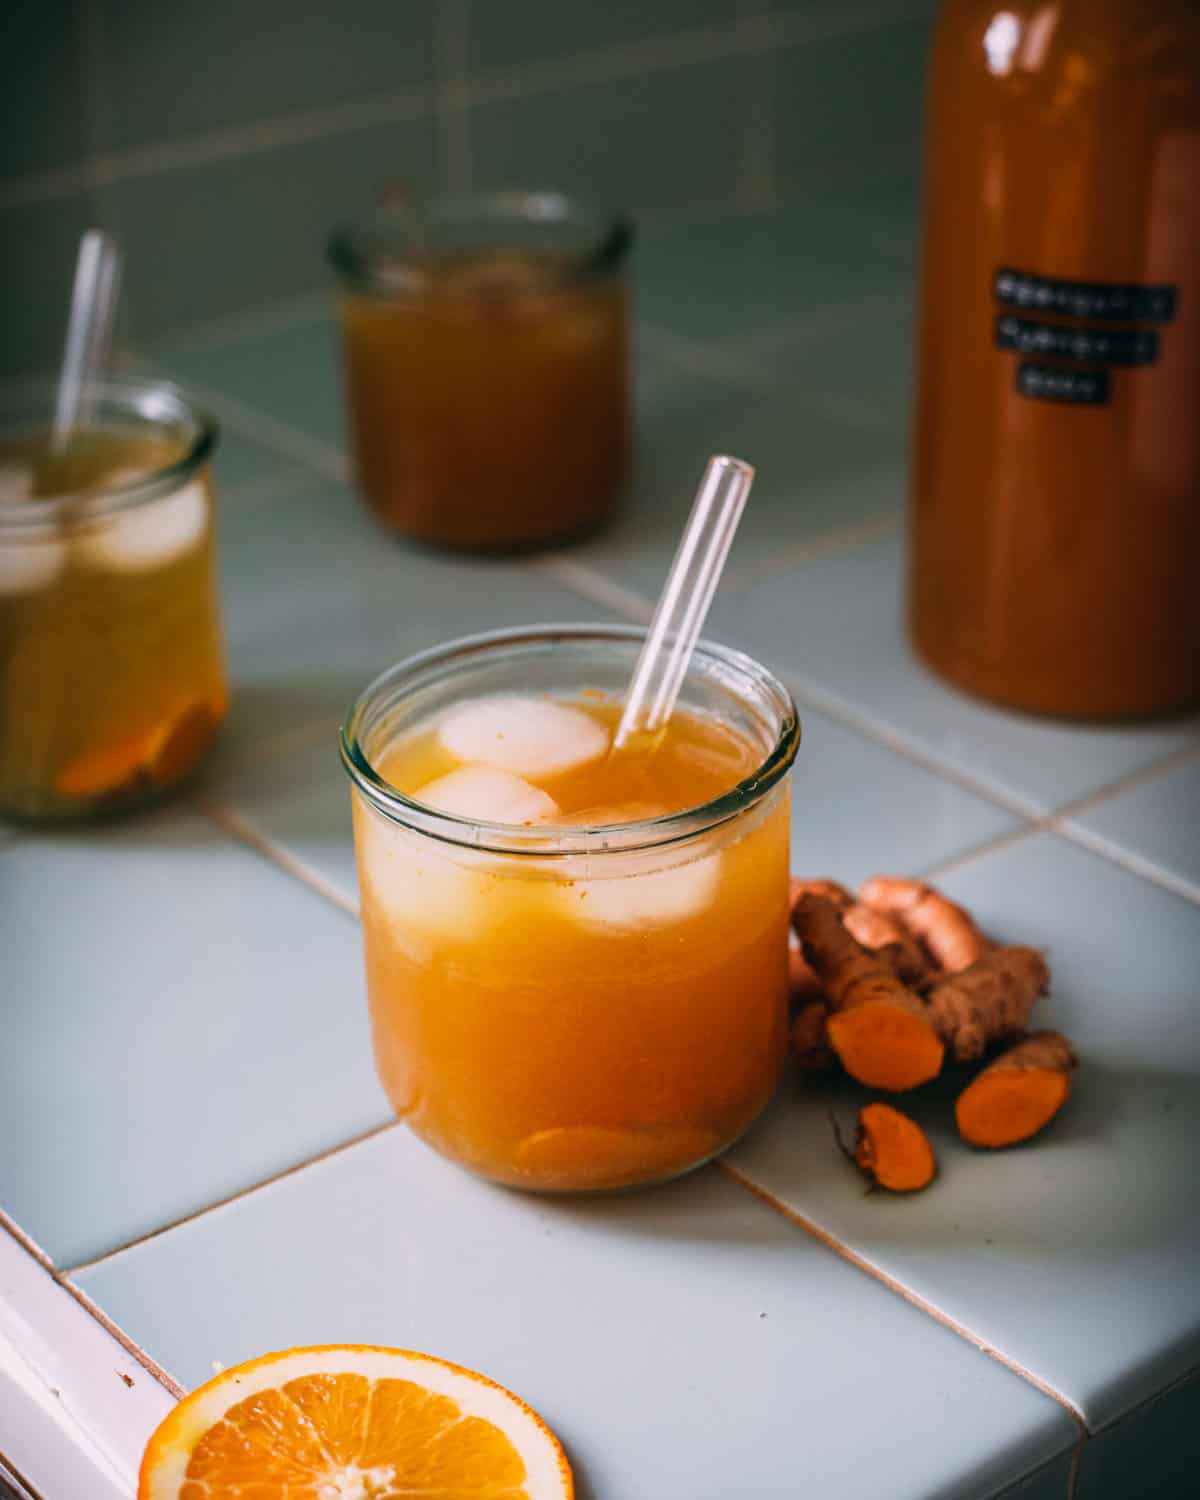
[411,1160,803,1251]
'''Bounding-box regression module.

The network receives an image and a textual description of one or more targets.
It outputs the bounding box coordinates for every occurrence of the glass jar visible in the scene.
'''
[0,378,228,821]
[329,192,632,551]
[340,624,800,1193]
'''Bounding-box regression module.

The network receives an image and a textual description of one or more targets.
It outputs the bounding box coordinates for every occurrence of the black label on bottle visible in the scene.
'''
[994,268,1176,323]
[1016,362,1110,405]
[996,316,1158,366]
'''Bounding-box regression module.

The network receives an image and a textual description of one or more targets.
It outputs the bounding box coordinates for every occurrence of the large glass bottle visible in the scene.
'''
[909,0,1200,719]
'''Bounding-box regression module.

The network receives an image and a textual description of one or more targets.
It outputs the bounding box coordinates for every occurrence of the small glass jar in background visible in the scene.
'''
[329,192,632,551]
[0,379,228,821]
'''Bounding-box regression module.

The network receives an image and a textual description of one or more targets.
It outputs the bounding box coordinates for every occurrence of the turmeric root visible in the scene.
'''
[854,1103,937,1191]
[858,875,988,974]
[788,880,927,995]
[955,1031,1077,1147]
[791,999,835,1071]
[790,877,852,912]
[842,903,929,986]
[788,937,824,1005]
[792,893,944,1090]
[927,946,1049,1062]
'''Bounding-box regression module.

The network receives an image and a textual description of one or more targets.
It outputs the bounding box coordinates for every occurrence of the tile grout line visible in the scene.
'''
[639,321,908,441]
[126,352,350,482]
[189,792,360,920]
[0,85,437,211]
[731,509,903,587]
[139,288,333,360]
[917,823,1045,884]
[1049,822,1200,910]
[0,1444,50,1500]
[529,555,655,625]
[0,1206,184,1401]
[62,1122,400,1280]
[716,1160,1091,1437]
[1046,740,1200,825]
[1,1,928,212]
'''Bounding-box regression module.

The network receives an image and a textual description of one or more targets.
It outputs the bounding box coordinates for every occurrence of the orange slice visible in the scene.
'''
[138,1344,573,1500]
[54,697,222,800]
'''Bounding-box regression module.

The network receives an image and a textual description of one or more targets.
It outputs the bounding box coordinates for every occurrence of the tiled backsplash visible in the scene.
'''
[2,0,933,376]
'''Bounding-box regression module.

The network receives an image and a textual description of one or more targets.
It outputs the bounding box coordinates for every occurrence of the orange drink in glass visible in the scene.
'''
[329,193,631,551]
[0,379,227,821]
[341,625,800,1192]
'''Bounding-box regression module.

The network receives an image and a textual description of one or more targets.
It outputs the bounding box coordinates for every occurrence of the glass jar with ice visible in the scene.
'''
[0,378,227,820]
[340,624,800,1192]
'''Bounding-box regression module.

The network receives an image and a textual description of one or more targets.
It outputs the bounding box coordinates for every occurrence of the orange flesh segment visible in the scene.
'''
[826,1003,944,1090]
[855,1102,936,1191]
[956,1068,1072,1147]
[179,1374,531,1499]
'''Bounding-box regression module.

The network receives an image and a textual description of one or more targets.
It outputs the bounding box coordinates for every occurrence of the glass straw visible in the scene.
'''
[613,454,755,751]
[51,229,122,452]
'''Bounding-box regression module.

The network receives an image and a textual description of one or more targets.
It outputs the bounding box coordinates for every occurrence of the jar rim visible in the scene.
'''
[0,376,217,534]
[328,189,634,298]
[339,623,801,858]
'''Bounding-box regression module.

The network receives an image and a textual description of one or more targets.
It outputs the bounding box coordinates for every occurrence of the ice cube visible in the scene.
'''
[356,806,481,946]
[77,478,207,572]
[417,765,559,825]
[437,695,608,780]
[542,800,721,928]
[0,534,65,595]
[561,846,721,931]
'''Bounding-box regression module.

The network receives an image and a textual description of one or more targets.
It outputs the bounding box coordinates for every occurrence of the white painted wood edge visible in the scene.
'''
[0,1220,176,1498]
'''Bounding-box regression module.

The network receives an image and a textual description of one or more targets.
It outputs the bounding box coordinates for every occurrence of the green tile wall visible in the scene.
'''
[94,0,438,152]
[1,1,933,363]
[113,116,437,340]
[466,0,739,73]
[472,60,742,215]
[0,193,92,379]
[2,1,85,180]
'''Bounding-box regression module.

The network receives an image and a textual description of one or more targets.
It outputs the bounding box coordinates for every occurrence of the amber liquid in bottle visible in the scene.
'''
[910,0,1200,719]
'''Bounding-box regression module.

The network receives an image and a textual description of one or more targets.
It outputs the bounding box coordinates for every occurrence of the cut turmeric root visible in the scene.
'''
[792,893,944,1090]
[53,697,222,800]
[854,1102,936,1192]
[927,946,1049,1062]
[858,875,988,974]
[955,1031,1077,1147]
